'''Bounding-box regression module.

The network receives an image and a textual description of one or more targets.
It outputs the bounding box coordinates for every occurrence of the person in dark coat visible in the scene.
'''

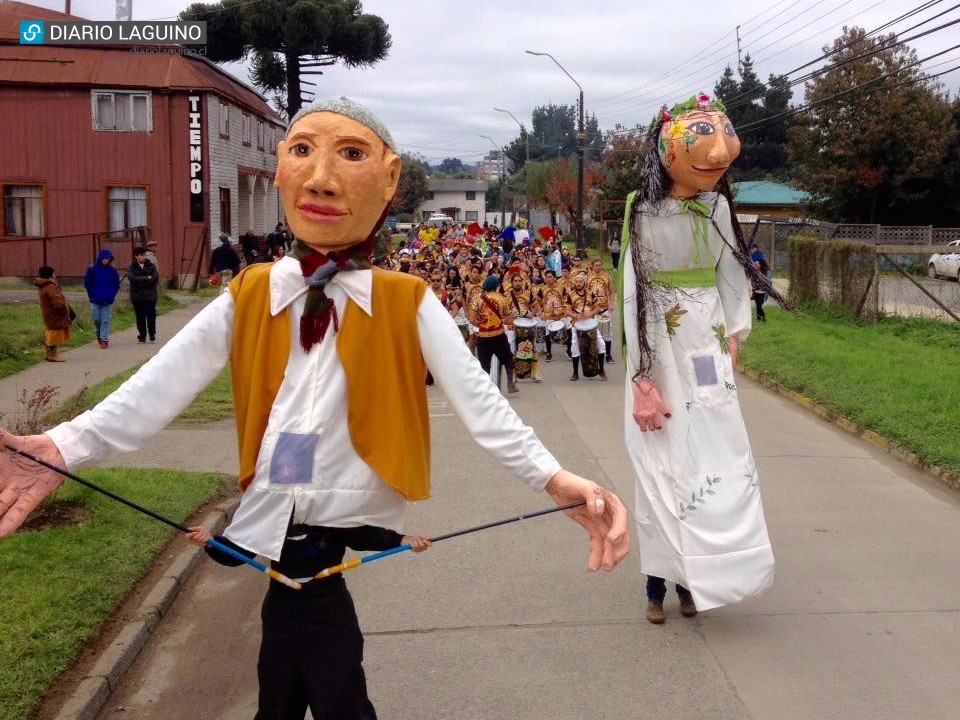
[128,246,159,343]
[210,234,242,282]
[84,249,121,348]
[34,266,72,362]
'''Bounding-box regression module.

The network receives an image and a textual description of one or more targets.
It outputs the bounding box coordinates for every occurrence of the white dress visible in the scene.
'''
[622,193,774,611]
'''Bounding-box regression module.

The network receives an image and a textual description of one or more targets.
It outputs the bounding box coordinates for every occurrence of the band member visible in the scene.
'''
[463,264,484,355]
[564,272,606,382]
[467,274,518,393]
[504,272,542,383]
[587,258,616,363]
[539,269,566,363]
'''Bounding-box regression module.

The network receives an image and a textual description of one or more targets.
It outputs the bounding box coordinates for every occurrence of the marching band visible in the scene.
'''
[379,226,616,391]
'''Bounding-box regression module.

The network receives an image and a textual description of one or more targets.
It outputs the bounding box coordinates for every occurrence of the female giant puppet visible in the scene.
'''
[621,93,786,620]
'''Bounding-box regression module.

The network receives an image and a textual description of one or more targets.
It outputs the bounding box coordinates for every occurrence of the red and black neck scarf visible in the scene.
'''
[291,237,372,352]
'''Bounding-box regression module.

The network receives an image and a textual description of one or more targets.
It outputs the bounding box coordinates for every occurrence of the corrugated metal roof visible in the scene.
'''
[733,181,811,206]
[0,1,282,123]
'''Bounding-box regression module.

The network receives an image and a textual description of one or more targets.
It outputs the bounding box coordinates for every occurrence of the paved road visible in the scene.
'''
[94,342,960,719]
[4,299,959,720]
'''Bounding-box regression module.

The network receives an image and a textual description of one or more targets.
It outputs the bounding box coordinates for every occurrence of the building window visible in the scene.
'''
[256,121,264,149]
[219,188,231,235]
[107,187,147,232]
[465,210,478,221]
[242,114,251,145]
[219,101,230,137]
[92,91,152,132]
[268,126,276,154]
[426,191,434,200]
[3,185,44,236]
[465,191,476,201]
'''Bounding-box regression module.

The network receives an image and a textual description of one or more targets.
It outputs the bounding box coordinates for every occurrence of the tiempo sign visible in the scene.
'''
[19,21,207,45]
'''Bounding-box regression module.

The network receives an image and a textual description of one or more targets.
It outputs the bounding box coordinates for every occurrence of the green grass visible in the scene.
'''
[741,305,960,476]
[653,267,717,287]
[0,292,181,380]
[0,468,226,720]
[48,366,235,426]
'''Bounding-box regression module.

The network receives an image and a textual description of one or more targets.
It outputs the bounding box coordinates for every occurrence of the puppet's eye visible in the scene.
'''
[291,143,311,156]
[724,123,737,137]
[689,121,715,135]
[341,146,368,161]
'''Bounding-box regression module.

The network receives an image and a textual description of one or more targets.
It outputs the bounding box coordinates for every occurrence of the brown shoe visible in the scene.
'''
[645,601,666,624]
[679,593,698,618]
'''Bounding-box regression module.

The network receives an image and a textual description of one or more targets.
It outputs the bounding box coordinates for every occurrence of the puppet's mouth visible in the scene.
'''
[298,203,347,220]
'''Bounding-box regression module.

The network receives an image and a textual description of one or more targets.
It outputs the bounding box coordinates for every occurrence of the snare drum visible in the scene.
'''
[454,315,469,341]
[546,319,566,343]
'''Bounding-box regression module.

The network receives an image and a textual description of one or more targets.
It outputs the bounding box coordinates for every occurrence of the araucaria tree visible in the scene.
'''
[180,0,391,118]
[788,27,955,223]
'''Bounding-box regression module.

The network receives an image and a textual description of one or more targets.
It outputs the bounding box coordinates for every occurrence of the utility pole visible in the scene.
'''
[526,50,586,253]
[576,89,585,254]
[479,135,506,228]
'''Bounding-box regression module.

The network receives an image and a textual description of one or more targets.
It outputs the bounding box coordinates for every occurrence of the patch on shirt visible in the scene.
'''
[270,432,318,485]
[692,355,718,387]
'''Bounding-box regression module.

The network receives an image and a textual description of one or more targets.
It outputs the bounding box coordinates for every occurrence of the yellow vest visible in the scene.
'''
[228,264,431,500]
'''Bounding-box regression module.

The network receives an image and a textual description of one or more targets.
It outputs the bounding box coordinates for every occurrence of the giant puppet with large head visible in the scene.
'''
[621,93,782,614]
[0,98,629,580]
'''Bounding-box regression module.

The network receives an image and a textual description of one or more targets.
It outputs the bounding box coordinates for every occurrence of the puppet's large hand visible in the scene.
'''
[632,378,671,431]
[0,430,65,538]
[545,470,630,572]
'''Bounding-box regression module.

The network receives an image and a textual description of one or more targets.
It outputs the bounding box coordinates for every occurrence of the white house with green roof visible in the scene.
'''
[733,181,811,220]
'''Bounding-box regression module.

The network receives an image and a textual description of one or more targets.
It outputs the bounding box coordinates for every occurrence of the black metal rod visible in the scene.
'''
[5,444,189,533]
[429,500,586,543]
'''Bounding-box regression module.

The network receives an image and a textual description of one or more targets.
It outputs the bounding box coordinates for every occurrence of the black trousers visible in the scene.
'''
[646,576,691,602]
[132,299,157,340]
[476,332,514,374]
[256,579,377,720]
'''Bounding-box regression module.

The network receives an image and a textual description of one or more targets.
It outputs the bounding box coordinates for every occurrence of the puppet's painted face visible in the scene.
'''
[275,112,401,252]
[658,110,740,198]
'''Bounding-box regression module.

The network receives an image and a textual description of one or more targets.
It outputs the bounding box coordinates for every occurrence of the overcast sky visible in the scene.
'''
[23,0,960,163]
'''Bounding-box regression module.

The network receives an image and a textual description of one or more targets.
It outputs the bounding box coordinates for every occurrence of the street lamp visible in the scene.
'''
[479,134,506,229]
[493,106,530,227]
[526,49,585,252]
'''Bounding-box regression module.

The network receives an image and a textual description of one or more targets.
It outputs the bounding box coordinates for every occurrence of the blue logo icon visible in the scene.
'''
[20,21,44,44]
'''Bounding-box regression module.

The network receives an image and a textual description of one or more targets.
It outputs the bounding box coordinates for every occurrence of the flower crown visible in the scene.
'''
[659,93,727,122]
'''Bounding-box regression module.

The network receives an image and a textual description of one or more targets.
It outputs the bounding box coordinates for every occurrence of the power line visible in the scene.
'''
[735,44,960,134]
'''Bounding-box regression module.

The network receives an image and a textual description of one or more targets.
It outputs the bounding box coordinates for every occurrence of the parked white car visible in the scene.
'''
[927,239,960,280]
[425,214,455,228]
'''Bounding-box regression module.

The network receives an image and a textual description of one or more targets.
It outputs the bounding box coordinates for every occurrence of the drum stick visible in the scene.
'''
[313,501,587,581]
[4,444,302,590]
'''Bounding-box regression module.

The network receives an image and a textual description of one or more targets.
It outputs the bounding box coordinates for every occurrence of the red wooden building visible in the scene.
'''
[0,2,285,280]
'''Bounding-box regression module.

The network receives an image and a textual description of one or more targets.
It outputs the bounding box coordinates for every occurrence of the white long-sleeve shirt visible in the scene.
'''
[48,256,561,560]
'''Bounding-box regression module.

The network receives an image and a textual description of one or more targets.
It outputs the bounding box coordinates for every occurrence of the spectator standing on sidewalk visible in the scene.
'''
[128,247,159,343]
[34,265,71,362]
[83,249,121,348]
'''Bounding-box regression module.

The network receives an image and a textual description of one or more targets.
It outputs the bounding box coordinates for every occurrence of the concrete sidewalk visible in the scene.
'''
[0,293,212,425]
[7,309,960,720]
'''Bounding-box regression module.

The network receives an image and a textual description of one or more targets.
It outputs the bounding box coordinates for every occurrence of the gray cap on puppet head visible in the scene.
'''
[287,97,395,151]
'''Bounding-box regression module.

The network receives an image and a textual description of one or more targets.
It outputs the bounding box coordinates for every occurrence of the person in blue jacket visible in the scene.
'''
[83,249,121,349]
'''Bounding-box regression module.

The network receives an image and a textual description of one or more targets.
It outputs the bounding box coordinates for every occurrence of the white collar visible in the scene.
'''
[269,255,373,317]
